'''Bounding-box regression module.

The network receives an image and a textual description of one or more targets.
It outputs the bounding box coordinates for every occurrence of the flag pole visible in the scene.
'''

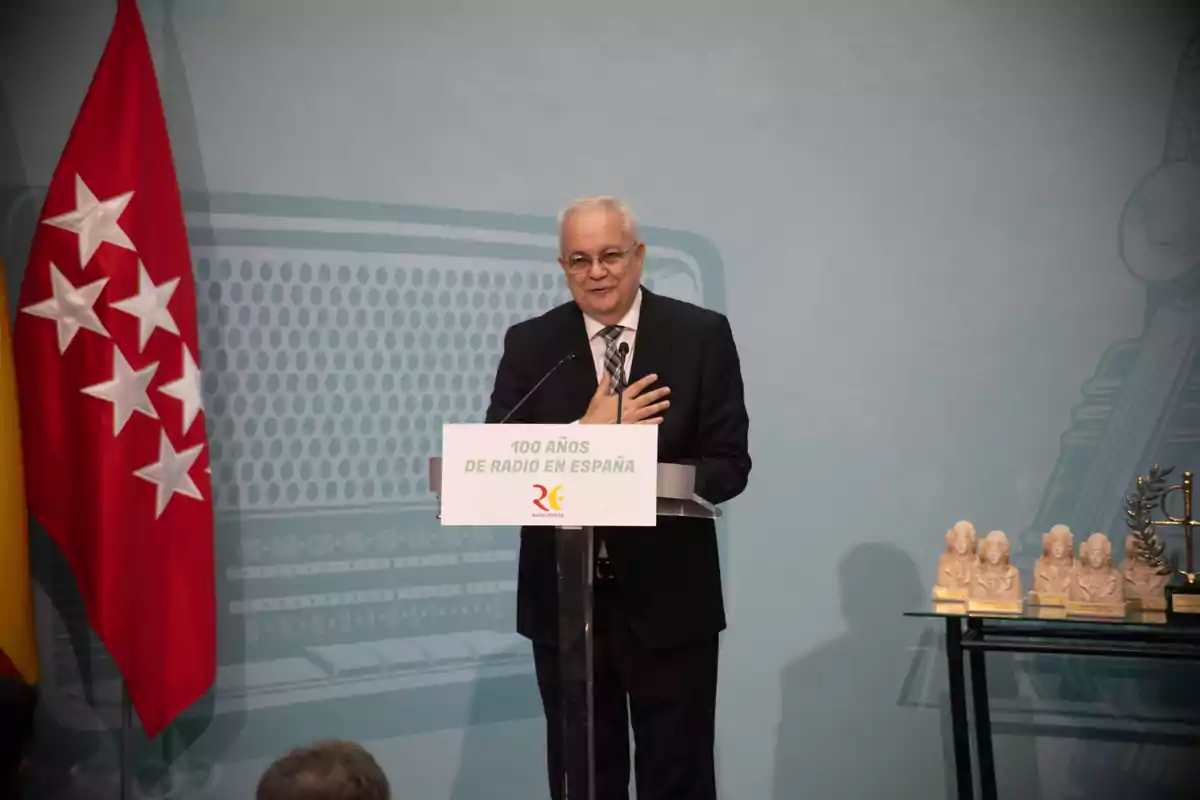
[119,679,133,800]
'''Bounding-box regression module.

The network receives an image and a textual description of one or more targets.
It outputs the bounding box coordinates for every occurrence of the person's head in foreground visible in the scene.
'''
[256,740,390,800]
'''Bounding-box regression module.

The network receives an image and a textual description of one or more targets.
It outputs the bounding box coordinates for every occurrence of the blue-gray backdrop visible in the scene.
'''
[3,1,1199,797]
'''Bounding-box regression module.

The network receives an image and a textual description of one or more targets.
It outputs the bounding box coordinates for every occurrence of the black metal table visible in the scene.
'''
[906,604,1200,800]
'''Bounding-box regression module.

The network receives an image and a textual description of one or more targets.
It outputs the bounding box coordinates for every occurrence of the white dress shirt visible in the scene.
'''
[580,289,642,559]
[582,288,642,386]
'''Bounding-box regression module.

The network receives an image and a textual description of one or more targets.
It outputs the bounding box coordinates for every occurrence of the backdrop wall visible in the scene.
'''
[3,1,1199,798]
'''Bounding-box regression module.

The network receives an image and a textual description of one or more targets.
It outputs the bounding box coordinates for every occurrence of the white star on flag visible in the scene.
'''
[158,344,203,435]
[133,430,205,519]
[41,175,136,268]
[110,261,180,351]
[80,346,159,436]
[20,263,111,353]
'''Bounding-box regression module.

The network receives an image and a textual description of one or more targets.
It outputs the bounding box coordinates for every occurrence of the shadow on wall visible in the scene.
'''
[773,543,1042,800]
[774,543,952,800]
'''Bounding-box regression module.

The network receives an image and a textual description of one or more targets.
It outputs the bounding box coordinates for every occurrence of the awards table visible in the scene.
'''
[905,605,1200,800]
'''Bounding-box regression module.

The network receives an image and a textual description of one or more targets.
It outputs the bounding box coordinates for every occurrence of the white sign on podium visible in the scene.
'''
[439,423,658,527]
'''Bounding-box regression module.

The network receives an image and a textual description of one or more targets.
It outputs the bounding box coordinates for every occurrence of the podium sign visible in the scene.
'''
[439,423,658,527]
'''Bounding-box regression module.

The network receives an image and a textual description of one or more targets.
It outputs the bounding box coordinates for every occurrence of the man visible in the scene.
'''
[256,740,390,800]
[485,196,751,799]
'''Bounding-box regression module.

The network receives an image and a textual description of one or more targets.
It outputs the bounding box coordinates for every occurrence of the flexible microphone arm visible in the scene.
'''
[614,342,630,425]
[499,351,580,423]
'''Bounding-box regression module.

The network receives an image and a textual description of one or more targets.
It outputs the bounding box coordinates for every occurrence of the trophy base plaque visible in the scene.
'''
[932,586,968,603]
[1128,596,1168,612]
[1027,591,1068,607]
[1066,601,1127,619]
[967,599,1022,615]
[1167,584,1200,619]
[933,601,968,615]
[1029,605,1068,620]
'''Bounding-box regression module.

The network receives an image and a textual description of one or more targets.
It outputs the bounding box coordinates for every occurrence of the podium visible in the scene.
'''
[429,424,720,800]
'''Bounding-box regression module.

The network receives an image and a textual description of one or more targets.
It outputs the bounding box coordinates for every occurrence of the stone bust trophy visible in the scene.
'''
[933,520,978,602]
[1031,524,1075,605]
[969,531,1022,611]
[1120,533,1171,610]
[1067,533,1126,615]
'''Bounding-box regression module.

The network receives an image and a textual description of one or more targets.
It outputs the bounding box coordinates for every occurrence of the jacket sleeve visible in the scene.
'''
[686,314,752,505]
[485,324,532,424]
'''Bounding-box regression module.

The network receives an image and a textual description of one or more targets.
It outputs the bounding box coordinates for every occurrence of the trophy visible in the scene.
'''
[1029,524,1075,606]
[1065,533,1126,618]
[967,531,1023,615]
[1126,464,1200,617]
[932,520,978,604]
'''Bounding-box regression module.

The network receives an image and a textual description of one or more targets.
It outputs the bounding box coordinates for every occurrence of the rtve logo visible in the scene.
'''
[532,484,563,512]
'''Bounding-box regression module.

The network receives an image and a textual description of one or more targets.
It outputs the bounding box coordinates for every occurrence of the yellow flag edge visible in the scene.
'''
[0,258,40,684]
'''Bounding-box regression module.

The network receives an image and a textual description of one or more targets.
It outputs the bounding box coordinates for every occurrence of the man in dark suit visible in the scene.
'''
[485,196,751,800]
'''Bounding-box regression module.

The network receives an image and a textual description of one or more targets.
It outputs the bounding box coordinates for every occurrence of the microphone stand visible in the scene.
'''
[498,351,579,423]
[616,368,625,425]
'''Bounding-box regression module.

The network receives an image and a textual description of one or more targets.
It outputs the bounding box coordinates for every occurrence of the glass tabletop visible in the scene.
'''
[905,601,1200,630]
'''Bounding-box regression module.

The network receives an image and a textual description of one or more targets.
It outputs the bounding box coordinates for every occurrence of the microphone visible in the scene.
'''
[499,350,580,423]
[615,342,630,425]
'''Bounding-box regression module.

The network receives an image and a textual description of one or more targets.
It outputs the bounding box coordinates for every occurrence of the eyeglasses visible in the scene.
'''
[563,243,640,273]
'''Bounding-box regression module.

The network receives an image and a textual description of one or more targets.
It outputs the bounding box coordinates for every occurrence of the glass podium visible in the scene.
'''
[431,457,719,799]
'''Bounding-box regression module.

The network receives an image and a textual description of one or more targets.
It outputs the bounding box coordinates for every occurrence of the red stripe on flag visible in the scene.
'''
[0,648,23,682]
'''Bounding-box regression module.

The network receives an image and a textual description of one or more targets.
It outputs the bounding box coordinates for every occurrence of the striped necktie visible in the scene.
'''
[600,325,626,394]
[596,325,626,564]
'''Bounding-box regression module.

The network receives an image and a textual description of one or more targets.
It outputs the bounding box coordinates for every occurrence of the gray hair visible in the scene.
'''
[1082,533,1112,557]
[980,530,1010,561]
[556,196,639,248]
[1045,524,1074,547]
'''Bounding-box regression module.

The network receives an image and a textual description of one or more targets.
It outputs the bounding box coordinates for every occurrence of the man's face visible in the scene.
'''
[1051,540,1066,559]
[1088,549,1104,569]
[953,534,970,555]
[986,547,1001,566]
[558,206,644,324]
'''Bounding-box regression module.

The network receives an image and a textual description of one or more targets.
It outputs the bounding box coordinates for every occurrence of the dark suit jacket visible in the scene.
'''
[485,287,751,649]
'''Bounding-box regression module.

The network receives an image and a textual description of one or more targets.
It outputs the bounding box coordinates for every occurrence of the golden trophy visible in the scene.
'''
[1126,464,1200,617]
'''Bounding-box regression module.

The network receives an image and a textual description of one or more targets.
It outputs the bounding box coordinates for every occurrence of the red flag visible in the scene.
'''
[12,0,214,738]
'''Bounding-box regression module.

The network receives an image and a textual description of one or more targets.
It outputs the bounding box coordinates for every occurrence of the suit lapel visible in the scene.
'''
[561,304,598,416]
[627,286,663,386]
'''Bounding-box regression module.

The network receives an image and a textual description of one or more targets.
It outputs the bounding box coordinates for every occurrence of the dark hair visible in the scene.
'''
[256,740,390,800]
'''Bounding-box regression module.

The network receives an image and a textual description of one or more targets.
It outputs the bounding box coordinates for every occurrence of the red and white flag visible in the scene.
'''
[13,0,214,738]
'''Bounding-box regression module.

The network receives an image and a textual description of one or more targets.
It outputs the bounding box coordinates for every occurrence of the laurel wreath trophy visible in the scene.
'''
[1126,464,1200,617]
